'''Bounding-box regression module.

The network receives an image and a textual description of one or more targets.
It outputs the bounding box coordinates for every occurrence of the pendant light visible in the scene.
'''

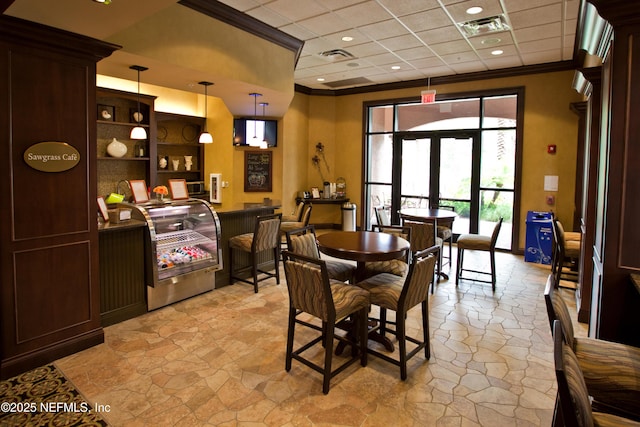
[259,102,269,149]
[130,65,148,140]
[198,81,214,144]
[248,93,262,147]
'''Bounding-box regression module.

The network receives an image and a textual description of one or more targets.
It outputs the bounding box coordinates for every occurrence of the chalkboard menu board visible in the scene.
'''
[244,151,272,192]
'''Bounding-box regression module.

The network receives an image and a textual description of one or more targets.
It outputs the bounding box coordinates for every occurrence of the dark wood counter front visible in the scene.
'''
[215,201,281,287]
[98,220,147,326]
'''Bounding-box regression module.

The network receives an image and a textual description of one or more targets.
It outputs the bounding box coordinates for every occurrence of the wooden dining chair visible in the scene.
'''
[455,218,503,291]
[544,276,640,421]
[285,225,356,283]
[280,204,313,252]
[361,224,412,280]
[434,205,455,267]
[356,246,438,380]
[228,213,282,293]
[403,220,442,292]
[282,201,305,222]
[282,250,369,394]
[551,219,580,289]
[552,320,640,427]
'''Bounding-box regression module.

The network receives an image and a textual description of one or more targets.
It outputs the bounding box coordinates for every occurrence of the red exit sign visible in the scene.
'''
[421,90,436,104]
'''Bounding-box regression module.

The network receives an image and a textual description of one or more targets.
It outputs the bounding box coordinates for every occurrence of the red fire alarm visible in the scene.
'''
[547,144,557,154]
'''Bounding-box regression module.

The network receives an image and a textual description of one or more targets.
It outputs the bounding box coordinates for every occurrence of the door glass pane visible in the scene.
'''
[480,190,513,250]
[367,184,393,226]
[483,95,517,128]
[369,105,394,132]
[368,133,393,183]
[396,99,480,131]
[401,138,430,199]
[440,137,472,200]
[480,130,516,190]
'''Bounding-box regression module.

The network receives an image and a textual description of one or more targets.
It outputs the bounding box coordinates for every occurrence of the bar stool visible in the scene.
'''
[229,213,282,293]
[455,218,503,291]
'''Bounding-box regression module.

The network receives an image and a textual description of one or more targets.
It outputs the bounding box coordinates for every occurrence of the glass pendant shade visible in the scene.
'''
[130,126,147,140]
[199,131,213,144]
[199,81,214,144]
[249,92,262,147]
[130,65,148,140]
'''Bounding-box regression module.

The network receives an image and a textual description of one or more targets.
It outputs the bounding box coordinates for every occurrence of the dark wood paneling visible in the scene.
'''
[0,15,118,378]
[14,243,92,346]
[99,226,147,326]
[586,1,640,346]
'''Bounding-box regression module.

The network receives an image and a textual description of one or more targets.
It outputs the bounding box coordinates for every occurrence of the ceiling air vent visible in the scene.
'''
[457,14,510,37]
[317,49,355,62]
[322,77,372,88]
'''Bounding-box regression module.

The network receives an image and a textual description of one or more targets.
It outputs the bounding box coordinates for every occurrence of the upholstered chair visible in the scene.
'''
[285,225,355,283]
[545,277,640,421]
[551,219,581,289]
[282,201,305,222]
[356,246,437,380]
[361,224,412,280]
[455,218,503,291]
[403,220,443,292]
[280,204,313,251]
[282,250,369,394]
[434,204,455,267]
[229,213,281,293]
[552,320,640,427]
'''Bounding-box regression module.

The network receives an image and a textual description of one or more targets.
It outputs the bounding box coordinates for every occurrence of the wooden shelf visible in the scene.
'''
[98,157,149,161]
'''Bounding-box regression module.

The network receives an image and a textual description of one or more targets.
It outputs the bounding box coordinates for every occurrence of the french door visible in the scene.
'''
[390,131,479,237]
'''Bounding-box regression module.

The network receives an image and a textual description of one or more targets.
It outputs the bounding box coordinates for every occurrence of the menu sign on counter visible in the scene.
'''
[24,142,80,172]
[244,151,272,192]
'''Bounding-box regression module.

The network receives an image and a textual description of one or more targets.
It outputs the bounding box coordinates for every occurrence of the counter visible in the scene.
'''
[215,200,281,286]
[98,219,147,326]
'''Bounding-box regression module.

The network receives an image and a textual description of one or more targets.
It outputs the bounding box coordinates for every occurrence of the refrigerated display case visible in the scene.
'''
[124,198,222,310]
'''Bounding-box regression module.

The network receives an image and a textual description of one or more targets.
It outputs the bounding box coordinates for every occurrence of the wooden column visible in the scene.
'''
[0,16,119,378]
[587,0,640,346]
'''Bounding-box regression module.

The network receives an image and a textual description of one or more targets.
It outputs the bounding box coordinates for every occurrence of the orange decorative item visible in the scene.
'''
[153,185,169,202]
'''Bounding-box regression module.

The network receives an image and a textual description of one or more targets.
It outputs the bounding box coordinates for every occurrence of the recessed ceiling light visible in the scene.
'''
[481,37,502,45]
[466,6,483,15]
[391,65,401,70]
[93,0,111,4]
[342,36,354,42]
[317,78,325,82]
[491,49,504,56]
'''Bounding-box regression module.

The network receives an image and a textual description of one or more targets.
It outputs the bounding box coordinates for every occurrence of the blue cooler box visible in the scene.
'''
[525,211,553,264]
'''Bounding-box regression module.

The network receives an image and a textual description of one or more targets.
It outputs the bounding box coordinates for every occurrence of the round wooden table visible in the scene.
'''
[317,230,410,282]
[317,231,410,353]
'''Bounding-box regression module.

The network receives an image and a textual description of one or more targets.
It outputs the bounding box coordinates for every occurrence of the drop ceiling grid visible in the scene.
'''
[218,0,578,89]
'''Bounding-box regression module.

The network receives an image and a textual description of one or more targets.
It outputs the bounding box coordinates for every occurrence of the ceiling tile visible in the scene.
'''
[509,4,563,29]
[245,6,292,28]
[439,50,481,64]
[415,26,465,45]
[333,2,392,27]
[295,12,352,36]
[519,38,562,54]
[377,0,441,18]
[514,23,561,43]
[377,34,424,51]
[263,0,329,21]
[444,0,505,24]
[430,39,473,56]
[399,8,452,33]
[358,19,409,40]
[395,45,438,61]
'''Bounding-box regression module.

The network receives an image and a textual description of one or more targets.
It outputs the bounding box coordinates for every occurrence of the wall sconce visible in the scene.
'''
[129,65,148,140]
[198,81,214,144]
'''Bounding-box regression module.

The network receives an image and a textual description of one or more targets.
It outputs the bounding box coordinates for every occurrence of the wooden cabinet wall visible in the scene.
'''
[0,16,118,378]
[585,0,640,346]
[96,91,205,201]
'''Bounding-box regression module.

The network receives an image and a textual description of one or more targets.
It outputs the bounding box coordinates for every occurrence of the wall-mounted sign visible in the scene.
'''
[421,89,436,104]
[23,142,80,172]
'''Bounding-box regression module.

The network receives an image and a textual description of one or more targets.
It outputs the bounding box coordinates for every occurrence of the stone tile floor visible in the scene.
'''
[55,250,585,426]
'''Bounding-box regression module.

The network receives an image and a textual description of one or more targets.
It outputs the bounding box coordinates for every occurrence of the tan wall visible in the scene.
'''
[296,70,583,249]
[100,70,583,250]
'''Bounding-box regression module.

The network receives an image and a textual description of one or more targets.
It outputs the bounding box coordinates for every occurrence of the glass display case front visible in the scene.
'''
[125,198,222,310]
